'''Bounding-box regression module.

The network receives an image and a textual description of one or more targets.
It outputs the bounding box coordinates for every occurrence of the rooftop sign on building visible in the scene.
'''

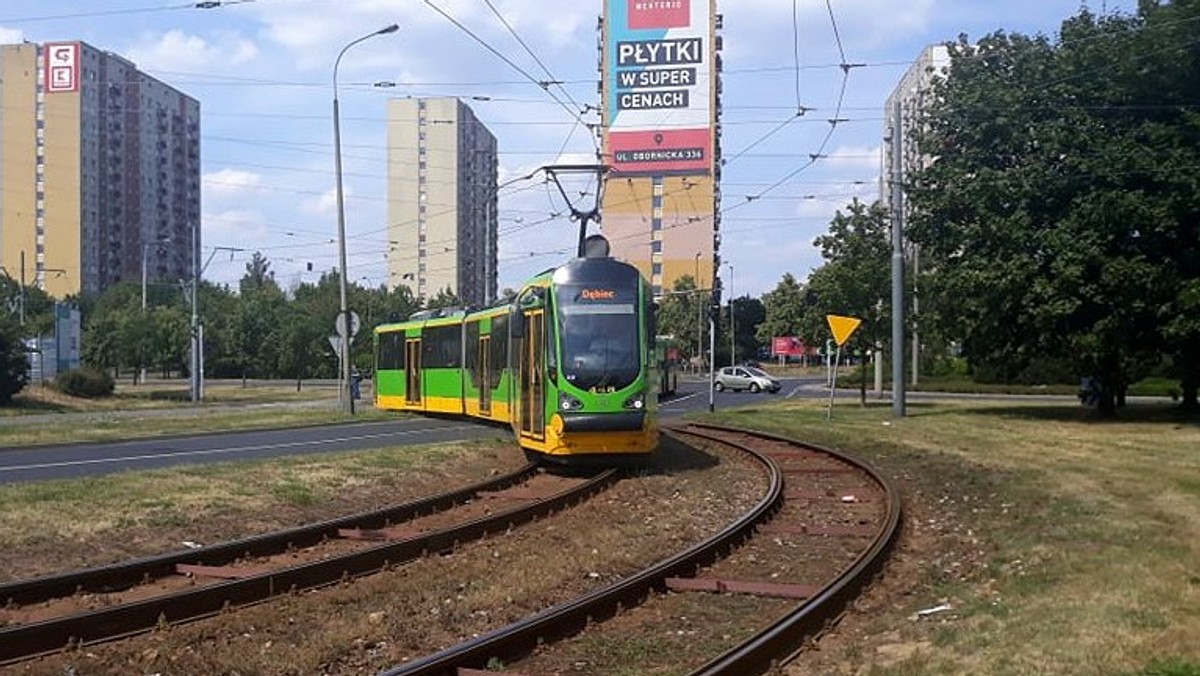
[44,42,80,93]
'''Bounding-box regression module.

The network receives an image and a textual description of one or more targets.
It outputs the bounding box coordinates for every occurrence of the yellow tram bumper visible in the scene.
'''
[523,412,659,458]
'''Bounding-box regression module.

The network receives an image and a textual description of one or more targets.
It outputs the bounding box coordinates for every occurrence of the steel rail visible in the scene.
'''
[0,463,538,607]
[677,422,903,675]
[0,464,617,665]
[378,428,786,676]
[379,422,900,675]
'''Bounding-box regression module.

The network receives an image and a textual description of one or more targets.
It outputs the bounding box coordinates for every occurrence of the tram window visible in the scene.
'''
[377,331,404,370]
[545,293,558,380]
[465,321,481,388]
[490,314,508,389]
[423,324,462,368]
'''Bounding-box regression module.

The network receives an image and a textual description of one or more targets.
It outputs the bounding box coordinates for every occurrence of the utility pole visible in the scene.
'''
[889,100,907,417]
[190,222,200,402]
[727,263,734,366]
[19,250,26,325]
[694,252,702,370]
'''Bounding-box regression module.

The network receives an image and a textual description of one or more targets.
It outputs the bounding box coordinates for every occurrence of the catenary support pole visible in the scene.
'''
[889,99,907,417]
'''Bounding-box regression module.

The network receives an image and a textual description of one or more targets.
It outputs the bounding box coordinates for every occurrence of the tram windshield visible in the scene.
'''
[556,280,641,392]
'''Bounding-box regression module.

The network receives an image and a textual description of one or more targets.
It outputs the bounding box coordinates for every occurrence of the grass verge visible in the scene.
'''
[0,437,519,580]
[689,398,1200,675]
[0,382,393,447]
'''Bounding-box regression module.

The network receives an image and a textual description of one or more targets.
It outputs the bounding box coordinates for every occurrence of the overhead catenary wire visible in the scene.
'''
[421,0,599,157]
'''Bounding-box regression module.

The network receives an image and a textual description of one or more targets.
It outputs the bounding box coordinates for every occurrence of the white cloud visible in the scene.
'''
[203,208,268,240]
[0,27,25,43]
[304,186,341,216]
[202,168,264,197]
[825,144,882,171]
[125,29,258,72]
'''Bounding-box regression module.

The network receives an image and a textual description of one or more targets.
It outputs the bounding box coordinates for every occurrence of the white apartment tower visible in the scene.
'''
[386,97,498,307]
[882,44,950,206]
[884,43,950,385]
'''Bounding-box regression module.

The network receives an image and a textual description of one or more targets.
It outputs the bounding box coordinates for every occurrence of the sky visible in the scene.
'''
[1,0,1140,300]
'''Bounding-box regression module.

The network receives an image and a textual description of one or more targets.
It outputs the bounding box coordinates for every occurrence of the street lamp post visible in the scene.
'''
[727,263,734,366]
[190,222,200,403]
[694,252,702,371]
[333,23,399,415]
[141,238,170,384]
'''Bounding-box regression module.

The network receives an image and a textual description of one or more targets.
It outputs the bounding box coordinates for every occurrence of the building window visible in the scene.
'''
[652,262,662,275]
[651,240,662,254]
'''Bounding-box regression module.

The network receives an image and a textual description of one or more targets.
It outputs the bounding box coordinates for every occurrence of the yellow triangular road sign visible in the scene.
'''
[826,314,862,347]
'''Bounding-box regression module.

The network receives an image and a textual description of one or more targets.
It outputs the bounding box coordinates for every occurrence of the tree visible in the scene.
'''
[907,8,1200,415]
[0,313,29,405]
[757,273,806,348]
[725,295,765,365]
[426,286,460,310]
[655,275,706,363]
[0,273,54,337]
[803,199,891,354]
[236,253,286,379]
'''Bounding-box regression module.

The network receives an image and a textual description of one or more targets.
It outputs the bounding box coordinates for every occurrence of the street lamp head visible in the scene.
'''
[377,23,400,35]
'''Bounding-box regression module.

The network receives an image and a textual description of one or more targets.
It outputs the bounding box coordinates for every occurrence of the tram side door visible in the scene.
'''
[519,310,545,440]
[478,335,491,415]
[405,338,422,406]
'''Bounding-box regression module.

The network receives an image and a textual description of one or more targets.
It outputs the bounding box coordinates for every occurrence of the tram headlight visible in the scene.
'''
[560,393,584,411]
[623,392,645,410]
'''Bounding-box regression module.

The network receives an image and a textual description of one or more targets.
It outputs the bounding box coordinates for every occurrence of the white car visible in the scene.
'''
[713,366,781,393]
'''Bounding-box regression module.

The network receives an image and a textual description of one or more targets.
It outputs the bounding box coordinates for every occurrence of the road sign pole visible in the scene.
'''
[827,345,841,421]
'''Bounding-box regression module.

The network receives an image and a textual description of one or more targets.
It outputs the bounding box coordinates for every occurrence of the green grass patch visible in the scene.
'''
[687,398,1200,675]
[1134,661,1200,676]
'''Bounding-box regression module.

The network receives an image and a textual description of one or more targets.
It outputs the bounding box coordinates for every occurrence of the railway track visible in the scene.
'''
[379,421,902,675]
[0,462,618,665]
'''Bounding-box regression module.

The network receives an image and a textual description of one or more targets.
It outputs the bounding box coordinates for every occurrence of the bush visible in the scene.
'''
[56,367,115,398]
[0,317,29,405]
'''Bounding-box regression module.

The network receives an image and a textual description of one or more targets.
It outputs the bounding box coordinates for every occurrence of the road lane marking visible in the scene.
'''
[660,392,700,407]
[0,425,484,474]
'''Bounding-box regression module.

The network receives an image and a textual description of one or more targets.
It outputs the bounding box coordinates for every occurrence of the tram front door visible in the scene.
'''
[519,310,545,441]
[478,335,491,416]
[405,338,421,406]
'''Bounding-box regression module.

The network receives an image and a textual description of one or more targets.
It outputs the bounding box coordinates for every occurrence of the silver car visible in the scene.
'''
[713,366,781,393]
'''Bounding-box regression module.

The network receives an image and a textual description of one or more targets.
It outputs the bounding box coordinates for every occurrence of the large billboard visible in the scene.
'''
[44,42,80,94]
[605,0,712,176]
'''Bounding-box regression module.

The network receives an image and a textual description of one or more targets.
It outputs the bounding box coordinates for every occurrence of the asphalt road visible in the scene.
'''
[0,418,503,485]
[1,375,1096,485]
[0,376,827,485]
[659,374,831,417]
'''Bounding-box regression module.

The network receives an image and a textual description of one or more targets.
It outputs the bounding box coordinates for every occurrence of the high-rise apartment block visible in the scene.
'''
[0,41,200,298]
[386,97,498,308]
[882,44,949,208]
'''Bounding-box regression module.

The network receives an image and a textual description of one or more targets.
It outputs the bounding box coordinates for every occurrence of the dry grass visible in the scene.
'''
[697,398,1200,676]
[5,381,335,414]
[0,437,521,581]
[0,380,392,447]
[9,436,766,675]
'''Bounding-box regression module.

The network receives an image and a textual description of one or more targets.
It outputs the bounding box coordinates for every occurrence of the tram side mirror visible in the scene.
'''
[509,305,525,339]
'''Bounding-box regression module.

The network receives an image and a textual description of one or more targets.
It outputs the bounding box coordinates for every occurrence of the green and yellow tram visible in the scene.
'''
[373,249,659,464]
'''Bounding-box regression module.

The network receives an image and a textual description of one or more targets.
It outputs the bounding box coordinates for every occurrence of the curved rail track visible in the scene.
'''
[0,462,617,665]
[380,421,902,675]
